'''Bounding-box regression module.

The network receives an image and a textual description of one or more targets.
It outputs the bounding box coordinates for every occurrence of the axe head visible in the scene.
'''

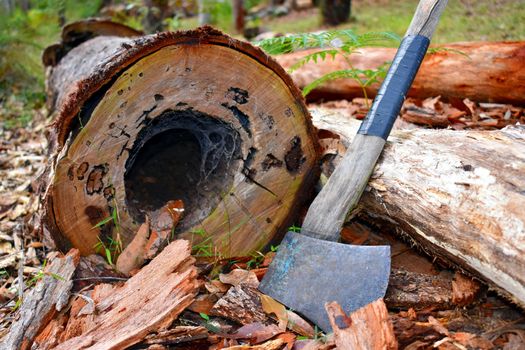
[259,231,390,332]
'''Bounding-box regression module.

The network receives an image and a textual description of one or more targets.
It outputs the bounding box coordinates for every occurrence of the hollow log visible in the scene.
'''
[276,41,525,105]
[310,108,525,308]
[41,26,319,258]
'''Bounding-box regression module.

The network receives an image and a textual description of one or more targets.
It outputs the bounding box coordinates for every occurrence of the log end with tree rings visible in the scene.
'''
[41,25,320,257]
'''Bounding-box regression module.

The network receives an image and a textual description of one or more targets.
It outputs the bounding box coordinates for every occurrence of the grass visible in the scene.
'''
[262,0,525,43]
[1,0,522,129]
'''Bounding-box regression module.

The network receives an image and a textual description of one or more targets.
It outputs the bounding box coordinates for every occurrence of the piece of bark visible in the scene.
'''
[40,26,319,259]
[310,107,525,309]
[141,326,208,345]
[451,272,481,306]
[222,338,285,350]
[277,41,525,105]
[49,239,199,350]
[391,314,442,348]
[325,299,398,350]
[3,249,79,350]
[385,269,453,310]
[210,284,267,325]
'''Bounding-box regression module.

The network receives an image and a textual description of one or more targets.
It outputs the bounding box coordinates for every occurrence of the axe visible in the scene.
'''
[259,0,448,332]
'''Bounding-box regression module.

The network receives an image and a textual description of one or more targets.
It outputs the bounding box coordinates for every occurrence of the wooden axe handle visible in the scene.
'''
[301,0,448,241]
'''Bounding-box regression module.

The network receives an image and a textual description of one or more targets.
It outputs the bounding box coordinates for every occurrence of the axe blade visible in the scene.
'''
[259,231,390,332]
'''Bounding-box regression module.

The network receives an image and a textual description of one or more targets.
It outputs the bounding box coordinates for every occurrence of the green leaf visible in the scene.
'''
[105,248,113,265]
[92,216,113,229]
[199,312,210,321]
[49,273,65,281]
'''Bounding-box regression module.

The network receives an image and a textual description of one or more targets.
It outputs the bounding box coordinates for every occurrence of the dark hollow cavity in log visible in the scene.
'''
[124,109,242,230]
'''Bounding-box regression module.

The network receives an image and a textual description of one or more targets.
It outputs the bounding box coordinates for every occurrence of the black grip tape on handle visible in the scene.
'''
[358,35,429,139]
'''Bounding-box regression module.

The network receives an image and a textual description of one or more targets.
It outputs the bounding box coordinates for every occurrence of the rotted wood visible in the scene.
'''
[310,108,525,309]
[277,41,525,105]
[34,239,199,350]
[3,249,79,350]
[40,25,319,258]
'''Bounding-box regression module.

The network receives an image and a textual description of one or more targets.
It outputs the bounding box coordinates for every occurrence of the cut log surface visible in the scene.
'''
[277,41,525,105]
[41,26,319,257]
[310,108,525,308]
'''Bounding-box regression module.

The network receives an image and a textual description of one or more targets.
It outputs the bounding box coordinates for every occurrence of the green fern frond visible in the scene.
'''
[254,30,400,55]
[302,65,389,96]
[289,49,340,72]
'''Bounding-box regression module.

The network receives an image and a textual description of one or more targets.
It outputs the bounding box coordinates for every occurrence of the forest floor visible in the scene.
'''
[1,1,525,348]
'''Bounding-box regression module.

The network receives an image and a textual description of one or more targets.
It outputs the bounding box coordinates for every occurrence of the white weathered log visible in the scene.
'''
[310,108,525,307]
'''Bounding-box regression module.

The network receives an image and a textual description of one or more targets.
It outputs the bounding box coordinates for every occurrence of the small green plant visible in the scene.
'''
[246,251,265,269]
[190,228,217,258]
[12,259,64,311]
[255,30,400,107]
[199,312,221,333]
[92,199,123,265]
[288,225,301,233]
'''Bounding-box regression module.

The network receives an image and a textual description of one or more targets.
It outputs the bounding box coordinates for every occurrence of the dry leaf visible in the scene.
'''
[260,294,288,330]
[286,310,315,337]
[220,269,260,288]
[230,322,282,343]
[116,218,150,275]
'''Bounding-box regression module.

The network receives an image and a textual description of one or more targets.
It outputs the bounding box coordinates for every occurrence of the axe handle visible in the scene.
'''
[301,0,448,241]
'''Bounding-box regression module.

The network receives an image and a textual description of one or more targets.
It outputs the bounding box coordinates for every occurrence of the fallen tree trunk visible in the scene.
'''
[40,25,319,258]
[277,41,525,105]
[310,108,525,308]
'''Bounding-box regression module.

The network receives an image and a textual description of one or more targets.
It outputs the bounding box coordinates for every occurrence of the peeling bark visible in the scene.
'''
[3,249,79,350]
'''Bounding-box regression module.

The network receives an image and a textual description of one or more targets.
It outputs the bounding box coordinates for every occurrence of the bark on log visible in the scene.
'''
[40,25,319,258]
[277,41,525,105]
[310,108,525,308]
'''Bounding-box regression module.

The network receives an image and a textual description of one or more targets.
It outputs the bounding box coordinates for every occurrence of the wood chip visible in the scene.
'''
[452,272,481,306]
[3,249,79,350]
[325,299,397,350]
[210,284,267,325]
[49,239,199,350]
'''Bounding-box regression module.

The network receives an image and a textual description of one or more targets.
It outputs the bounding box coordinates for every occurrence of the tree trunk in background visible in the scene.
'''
[142,0,169,33]
[1,0,14,13]
[232,0,244,33]
[276,41,525,105]
[320,0,351,26]
[41,24,319,259]
[198,0,211,25]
